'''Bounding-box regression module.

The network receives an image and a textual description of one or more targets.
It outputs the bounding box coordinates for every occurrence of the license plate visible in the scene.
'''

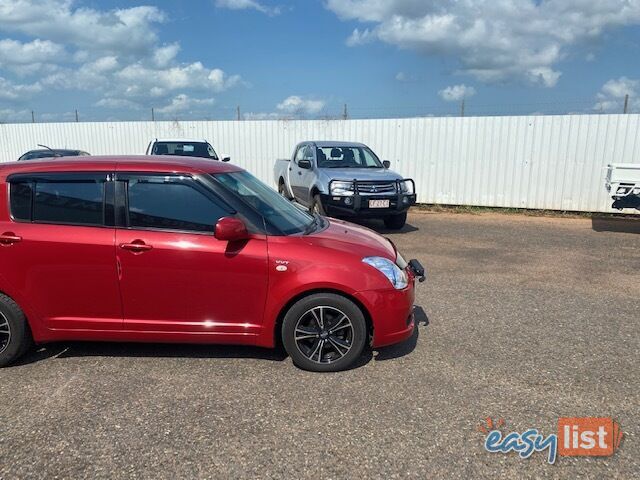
[369,199,390,208]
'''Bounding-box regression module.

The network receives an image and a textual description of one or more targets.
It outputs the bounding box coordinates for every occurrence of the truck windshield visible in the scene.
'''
[19,150,86,161]
[213,171,316,235]
[153,142,218,160]
[317,146,383,168]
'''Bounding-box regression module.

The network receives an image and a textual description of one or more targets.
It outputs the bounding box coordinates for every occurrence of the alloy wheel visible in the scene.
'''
[0,312,11,355]
[294,306,354,364]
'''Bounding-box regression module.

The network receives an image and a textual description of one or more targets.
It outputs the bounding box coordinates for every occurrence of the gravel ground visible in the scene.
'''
[0,211,638,479]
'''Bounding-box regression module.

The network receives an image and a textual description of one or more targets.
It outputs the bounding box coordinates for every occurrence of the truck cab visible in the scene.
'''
[275,141,416,229]
[146,139,230,162]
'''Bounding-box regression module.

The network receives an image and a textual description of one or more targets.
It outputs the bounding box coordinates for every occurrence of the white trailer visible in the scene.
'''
[606,163,640,210]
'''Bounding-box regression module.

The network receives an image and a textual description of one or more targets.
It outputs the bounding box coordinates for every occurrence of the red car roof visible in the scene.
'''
[0,155,243,178]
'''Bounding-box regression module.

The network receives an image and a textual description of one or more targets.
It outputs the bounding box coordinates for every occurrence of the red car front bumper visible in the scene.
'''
[354,280,416,348]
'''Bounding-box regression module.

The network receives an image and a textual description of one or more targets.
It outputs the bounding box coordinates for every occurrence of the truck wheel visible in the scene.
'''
[383,212,407,230]
[282,293,367,372]
[0,293,33,367]
[278,179,292,200]
[310,194,326,215]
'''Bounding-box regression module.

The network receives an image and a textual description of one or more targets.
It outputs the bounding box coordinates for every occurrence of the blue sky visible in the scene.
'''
[0,0,639,122]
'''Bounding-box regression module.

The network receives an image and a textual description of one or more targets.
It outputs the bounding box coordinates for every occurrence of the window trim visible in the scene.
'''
[7,181,34,223]
[206,142,219,161]
[7,172,114,228]
[294,143,307,166]
[115,172,236,236]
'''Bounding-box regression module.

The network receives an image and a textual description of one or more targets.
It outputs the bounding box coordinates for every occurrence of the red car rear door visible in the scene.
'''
[1,172,122,332]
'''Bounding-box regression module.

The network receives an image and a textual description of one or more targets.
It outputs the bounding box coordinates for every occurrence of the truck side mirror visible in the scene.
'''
[383,160,391,169]
[298,159,312,169]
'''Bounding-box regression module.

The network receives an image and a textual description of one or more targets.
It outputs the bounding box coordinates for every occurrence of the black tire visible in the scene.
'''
[282,293,367,372]
[0,293,33,367]
[384,212,407,230]
[310,194,326,216]
[278,179,292,200]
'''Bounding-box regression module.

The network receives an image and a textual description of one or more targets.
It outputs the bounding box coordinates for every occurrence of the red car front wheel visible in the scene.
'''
[282,293,366,372]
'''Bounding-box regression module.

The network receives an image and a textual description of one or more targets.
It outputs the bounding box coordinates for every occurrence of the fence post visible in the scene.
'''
[461,99,465,117]
[237,105,241,121]
[151,108,155,121]
[623,94,629,114]
[31,111,35,123]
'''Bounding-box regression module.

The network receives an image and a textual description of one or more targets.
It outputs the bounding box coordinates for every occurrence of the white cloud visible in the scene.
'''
[0,76,42,100]
[346,28,375,46]
[95,98,141,110]
[156,94,215,115]
[0,38,66,76]
[0,39,65,65]
[0,107,31,122]
[594,77,639,113]
[600,77,639,99]
[215,0,281,16]
[395,71,418,82]
[153,43,180,68]
[277,95,325,115]
[326,0,640,87]
[526,67,561,88]
[245,95,327,120]
[0,0,243,114]
[438,84,476,102]
[113,63,242,99]
[243,112,285,120]
[39,110,77,122]
[0,1,165,54]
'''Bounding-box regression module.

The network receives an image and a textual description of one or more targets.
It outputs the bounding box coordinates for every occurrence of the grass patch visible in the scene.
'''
[411,203,639,219]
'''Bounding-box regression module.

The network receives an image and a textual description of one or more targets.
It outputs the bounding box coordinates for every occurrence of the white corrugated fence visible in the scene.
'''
[1,114,638,213]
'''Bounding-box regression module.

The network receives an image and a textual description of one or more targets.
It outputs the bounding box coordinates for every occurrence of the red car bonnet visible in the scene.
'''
[305,218,397,260]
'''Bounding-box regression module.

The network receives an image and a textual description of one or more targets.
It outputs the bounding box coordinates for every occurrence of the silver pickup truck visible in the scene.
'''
[274,141,416,229]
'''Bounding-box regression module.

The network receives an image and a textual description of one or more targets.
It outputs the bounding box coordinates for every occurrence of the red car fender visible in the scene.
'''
[256,278,365,349]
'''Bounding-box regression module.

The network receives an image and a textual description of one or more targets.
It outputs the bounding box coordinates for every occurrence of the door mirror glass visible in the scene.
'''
[215,217,249,241]
[383,160,391,169]
[298,159,312,170]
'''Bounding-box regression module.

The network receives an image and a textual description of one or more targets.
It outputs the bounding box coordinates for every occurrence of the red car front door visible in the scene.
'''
[114,173,269,344]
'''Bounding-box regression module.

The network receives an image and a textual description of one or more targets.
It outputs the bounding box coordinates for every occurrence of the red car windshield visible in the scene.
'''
[213,171,316,235]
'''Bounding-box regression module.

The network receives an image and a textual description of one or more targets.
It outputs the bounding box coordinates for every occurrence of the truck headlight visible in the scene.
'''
[330,181,354,195]
[362,256,408,289]
[399,180,414,194]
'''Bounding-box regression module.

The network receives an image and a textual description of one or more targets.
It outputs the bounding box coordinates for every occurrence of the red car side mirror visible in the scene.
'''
[215,217,249,242]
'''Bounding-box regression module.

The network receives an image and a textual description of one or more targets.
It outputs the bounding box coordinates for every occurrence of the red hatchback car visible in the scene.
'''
[0,156,424,371]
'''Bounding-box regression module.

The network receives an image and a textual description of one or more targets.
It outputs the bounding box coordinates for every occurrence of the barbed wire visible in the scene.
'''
[0,98,635,124]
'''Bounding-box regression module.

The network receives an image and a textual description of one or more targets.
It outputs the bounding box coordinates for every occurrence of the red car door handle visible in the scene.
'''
[120,241,153,253]
[0,233,22,245]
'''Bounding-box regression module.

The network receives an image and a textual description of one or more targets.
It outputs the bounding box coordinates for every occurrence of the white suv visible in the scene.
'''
[146,139,230,162]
